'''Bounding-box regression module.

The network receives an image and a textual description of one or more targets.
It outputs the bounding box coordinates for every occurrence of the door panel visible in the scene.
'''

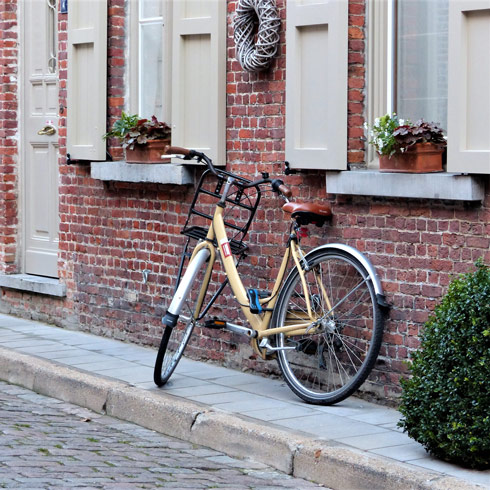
[23,0,60,278]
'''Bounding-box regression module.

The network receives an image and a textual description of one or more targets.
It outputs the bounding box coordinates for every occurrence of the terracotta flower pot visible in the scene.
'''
[379,143,444,173]
[124,139,171,164]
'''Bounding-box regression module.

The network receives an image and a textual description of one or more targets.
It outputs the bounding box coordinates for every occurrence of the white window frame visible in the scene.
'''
[366,0,391,168]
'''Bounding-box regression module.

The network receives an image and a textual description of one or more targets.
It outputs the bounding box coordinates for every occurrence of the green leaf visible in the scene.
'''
[398,259,490,470]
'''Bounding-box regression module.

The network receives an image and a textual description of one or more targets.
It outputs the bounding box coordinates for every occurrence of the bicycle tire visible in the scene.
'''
[153,258,209,387]
[272,248,384,405]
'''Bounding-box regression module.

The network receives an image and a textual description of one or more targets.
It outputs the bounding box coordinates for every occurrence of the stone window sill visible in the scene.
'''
[325,170,485,201]
[91,161,194,185]
[0,274,66,297]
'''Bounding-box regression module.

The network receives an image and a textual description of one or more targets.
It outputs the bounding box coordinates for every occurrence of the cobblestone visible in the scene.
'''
[0,381,324,489]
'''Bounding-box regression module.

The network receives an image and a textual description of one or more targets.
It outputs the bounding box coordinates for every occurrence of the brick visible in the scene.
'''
[466,236,490,249]
[2,0,490,406]
[348,26,364,39]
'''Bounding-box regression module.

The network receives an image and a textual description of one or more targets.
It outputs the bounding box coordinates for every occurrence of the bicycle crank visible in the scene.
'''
[259,338,296,353]
[205,318,257,338]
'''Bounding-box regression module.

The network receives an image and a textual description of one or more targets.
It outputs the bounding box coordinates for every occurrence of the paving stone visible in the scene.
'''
[276,412,389,439]
[0,380,323,489]
[1,318,487,489]
[164,382,235,397]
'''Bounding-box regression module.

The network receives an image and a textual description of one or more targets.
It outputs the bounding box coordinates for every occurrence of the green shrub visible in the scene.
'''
[398,260,490,469]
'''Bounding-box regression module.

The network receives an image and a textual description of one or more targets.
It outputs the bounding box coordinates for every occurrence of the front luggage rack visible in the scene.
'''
[181,168,261,255]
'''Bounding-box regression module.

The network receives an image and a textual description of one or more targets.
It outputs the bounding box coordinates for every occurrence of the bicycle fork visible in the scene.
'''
[162,247,212,328]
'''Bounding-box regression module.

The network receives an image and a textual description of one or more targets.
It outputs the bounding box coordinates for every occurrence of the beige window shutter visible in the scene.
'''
[447,1,490,174]
[67,0,108,161]
[170,0,226,166]
[285,0,348,170]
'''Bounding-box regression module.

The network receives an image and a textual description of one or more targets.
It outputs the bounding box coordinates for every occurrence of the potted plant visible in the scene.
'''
[103,112,171,164]
[366,114,447,173]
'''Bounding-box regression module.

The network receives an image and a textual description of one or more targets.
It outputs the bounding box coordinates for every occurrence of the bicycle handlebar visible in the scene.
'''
[164,145,192,157]
[272,180,293,198]
[164,146,292,198]
[165,145,219,177]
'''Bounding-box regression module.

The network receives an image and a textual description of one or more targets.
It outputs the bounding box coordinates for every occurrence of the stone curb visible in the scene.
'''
[0,347,483,490]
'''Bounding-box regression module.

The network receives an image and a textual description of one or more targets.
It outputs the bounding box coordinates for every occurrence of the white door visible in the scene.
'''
[23,0,60,277]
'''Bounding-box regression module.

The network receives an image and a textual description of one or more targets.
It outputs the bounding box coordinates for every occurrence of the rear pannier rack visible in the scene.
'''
[181,168,261,255]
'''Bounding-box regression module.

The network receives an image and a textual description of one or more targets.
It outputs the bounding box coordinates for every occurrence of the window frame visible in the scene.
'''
[366,0,391,168]
[327,0,485,202]
[366,0,450,168]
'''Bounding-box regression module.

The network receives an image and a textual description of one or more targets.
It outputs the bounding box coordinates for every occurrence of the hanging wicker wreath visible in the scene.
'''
[234,0,281,72]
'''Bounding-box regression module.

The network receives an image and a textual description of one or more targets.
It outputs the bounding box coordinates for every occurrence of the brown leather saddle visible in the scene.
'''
[282,202,332,227]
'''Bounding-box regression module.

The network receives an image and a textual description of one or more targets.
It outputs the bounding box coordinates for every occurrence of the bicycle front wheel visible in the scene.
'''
[273,249,384,405]
[154,255,209,387]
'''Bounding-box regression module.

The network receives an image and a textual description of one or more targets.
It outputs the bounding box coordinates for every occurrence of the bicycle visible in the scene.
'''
[154,147,388,405]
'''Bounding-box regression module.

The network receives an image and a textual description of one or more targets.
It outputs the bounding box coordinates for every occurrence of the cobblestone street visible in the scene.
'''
[0,381,323,489]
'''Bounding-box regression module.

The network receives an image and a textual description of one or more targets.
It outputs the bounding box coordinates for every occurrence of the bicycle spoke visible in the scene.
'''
[154,254,208,387]
[274,250,384,405]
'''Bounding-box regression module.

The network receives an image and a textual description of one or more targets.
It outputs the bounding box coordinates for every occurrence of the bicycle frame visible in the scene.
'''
[169,189,317,343]
[156,147,388,403]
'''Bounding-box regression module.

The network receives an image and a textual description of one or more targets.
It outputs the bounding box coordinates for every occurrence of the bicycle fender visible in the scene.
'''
[305,243,389,308]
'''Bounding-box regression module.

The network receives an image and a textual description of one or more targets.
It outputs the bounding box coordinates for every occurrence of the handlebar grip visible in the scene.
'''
[278,184,292,198]
[164,145,191,157]
[271,179,292,198]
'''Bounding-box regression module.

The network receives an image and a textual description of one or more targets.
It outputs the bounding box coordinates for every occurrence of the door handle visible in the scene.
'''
[38,125,56,136]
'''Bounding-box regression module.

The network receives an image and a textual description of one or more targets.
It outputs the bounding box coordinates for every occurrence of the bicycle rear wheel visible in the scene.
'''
[273,249,384,405]
[154,253,209,387]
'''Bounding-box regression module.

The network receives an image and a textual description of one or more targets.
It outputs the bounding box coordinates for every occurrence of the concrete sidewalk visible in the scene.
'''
[0,313,487,489]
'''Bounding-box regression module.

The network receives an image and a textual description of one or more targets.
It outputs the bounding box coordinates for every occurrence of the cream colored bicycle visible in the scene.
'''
[154,147,388,405]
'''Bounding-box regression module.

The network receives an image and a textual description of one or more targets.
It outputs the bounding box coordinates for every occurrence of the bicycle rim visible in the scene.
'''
[154,318,195,386]
[274,250,383,405]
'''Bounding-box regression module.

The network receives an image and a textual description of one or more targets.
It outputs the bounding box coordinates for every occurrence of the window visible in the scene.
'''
[130,0,170,122]
[367,0,448,166]
[394,0,448,130]
[129,0,226,165]
[368,0,490,174]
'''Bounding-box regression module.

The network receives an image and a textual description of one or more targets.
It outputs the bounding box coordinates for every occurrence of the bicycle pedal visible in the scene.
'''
[204,318,227,329]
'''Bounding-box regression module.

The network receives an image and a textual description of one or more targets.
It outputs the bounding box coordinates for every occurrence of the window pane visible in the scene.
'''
[139,23,163,120]
[396,0,448,130]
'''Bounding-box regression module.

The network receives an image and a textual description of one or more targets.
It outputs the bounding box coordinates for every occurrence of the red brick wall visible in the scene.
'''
[348,0,366,166]
[0,0,19,274]
[1,0,489,403]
